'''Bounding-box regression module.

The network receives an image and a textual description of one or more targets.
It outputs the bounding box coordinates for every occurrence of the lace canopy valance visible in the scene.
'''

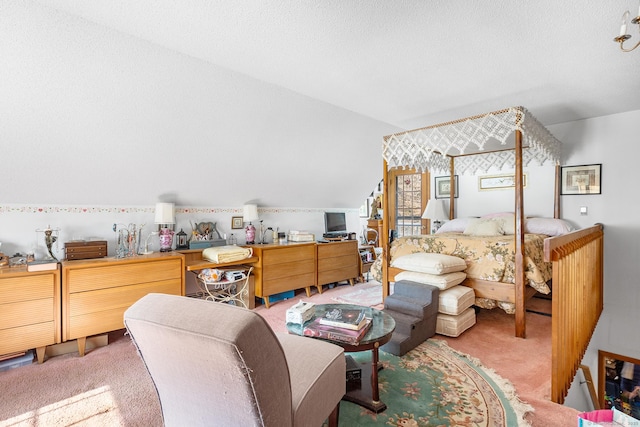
[382,106,562,175]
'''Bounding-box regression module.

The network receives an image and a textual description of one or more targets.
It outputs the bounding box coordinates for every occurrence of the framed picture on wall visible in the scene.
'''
[478,173,528,191]
[435,175,458,199]
[561,164,602,195]
[231,216,244,229]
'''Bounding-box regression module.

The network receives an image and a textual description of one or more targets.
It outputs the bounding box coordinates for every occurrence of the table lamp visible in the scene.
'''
[155,202,175,252]
[243,204,259,244]
[422,199,448,234]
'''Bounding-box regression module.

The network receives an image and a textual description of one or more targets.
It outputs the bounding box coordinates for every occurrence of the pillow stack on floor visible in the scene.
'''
[392,253,476,337]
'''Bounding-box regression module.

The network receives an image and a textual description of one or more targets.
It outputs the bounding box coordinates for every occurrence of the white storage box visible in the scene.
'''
[577,407,639,426]
[436,307,476,337]
[286,300,315,325]
[438,285,475,315]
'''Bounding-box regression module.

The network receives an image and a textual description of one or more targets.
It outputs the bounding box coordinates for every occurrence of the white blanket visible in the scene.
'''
[202,245,253,264]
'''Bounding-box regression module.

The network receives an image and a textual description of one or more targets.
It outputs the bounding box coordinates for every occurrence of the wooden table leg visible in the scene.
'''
[371,342,381,403]
[342,343,387,413]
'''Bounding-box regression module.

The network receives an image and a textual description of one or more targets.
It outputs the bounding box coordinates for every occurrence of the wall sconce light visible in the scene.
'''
[243,204,259,244]
[154,202,175,252]
[614,5,640,52]
[422,199,449,234]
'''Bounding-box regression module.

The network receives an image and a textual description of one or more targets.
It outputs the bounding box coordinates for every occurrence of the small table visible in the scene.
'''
[286,303,396,413]
[185,256,259,308]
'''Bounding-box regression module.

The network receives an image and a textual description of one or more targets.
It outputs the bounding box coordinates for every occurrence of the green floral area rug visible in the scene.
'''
[338,339,533,426]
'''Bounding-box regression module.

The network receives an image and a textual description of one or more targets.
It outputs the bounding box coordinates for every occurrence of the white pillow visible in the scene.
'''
[501,216,516,235]
[463,218,504,236]
[525,217,574,236]
[435,217,477,234]
[395,271,467,290]
[391,253,467,275]
[439,285,475,315]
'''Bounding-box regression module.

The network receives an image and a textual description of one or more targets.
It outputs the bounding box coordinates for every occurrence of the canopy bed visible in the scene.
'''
[378,106,604,404]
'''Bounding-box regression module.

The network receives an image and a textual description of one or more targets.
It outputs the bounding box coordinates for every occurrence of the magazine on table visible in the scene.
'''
[319,307,368,330]
[303,317,372,345]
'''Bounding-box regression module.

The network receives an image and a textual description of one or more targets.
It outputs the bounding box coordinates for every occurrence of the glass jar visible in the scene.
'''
[228,233,237,245]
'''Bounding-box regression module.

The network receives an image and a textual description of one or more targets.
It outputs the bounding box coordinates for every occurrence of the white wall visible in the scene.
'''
[0,205,361,260]
[550,110,640,410]
[455,164,558,219]
[0,2,398,210]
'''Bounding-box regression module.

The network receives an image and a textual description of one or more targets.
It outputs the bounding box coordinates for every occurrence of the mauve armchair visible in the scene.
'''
[124,293,345,427]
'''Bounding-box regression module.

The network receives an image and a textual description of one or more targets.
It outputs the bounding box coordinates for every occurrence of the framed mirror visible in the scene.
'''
[598,350,640,420]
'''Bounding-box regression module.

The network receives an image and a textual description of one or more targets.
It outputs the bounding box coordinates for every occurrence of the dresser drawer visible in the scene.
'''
[263,272,316,295]
[317,241,357,259]
[318,255,357,272]
[262,245,315,265]
[0,298,54,329]
[65,258,182,293]
[66,280,181,339]
[0,322,55,355]
[0,274,55,304]
[263,259,315,281]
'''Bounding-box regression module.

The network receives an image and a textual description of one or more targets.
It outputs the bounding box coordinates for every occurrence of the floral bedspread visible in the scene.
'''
[371,233,552,313]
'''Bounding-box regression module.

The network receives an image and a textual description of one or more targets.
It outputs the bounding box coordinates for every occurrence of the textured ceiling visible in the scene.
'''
[3,1,640,210]
[35,0,640,129]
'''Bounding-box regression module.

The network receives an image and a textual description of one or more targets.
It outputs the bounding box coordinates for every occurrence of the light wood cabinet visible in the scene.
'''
[358,245,377,281]
[317,240,359,292]
[61,252,184,355]
[0,266,61,363]
[248,243,316,308]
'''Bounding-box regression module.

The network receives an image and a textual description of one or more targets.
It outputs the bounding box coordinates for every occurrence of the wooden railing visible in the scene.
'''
[544,224,604,404]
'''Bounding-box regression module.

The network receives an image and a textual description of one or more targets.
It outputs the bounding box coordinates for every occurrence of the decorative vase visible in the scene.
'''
[245,224,256,244]
[159,228,174,252]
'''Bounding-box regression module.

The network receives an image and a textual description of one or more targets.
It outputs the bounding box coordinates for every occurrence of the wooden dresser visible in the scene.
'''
[248,243,316,308]
[61,252,184,355]
[0,265,61,363]
[316,240,359,292]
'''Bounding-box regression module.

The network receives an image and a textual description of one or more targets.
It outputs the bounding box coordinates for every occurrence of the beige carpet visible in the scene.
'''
[0,282,578,426]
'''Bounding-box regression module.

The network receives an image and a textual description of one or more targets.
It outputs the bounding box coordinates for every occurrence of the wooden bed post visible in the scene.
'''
[514,126,526,338]
[381,159,390,299]
[449,157,455,219]
[554,164,561,219]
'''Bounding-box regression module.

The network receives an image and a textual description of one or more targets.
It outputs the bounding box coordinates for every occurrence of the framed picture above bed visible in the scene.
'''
[561,164,602,195]
[434,175,458,199]
[478,173,527,191]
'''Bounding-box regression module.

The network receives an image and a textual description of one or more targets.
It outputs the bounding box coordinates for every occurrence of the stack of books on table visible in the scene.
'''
[303,307,372,345]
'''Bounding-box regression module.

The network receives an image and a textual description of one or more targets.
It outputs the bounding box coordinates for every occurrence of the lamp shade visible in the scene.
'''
[421,199,448,221]
[242,204,259,222]
[154,202,175,224]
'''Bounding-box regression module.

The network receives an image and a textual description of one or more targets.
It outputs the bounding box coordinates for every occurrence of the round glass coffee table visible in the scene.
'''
[286,303,396,413]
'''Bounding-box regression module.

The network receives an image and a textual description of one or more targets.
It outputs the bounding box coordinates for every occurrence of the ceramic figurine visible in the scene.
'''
[44,228,59,261]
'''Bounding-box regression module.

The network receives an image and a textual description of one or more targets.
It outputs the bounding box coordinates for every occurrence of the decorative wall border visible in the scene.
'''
[0,205,357,215]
